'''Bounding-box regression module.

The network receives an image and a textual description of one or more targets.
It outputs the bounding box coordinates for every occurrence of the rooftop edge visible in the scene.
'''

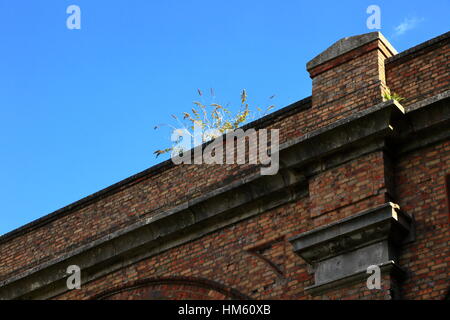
[307,31,398,71]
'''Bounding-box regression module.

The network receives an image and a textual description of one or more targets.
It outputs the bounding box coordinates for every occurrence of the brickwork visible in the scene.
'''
[53,200,313,300]
[386,34,450,108]
[309,151,391,226]
[307,37,395,135]
[0,31,449,300]
[395,140,450,299]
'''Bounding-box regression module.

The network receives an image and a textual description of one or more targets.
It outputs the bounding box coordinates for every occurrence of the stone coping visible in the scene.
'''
[307,32,398,71]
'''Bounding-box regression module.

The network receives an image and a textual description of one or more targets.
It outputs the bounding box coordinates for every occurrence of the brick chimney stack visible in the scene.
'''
[307,32,398,116]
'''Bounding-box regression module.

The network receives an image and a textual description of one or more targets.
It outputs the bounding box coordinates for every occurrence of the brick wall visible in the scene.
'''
[386,33,450,107]
[309,151,391,226]
[396,140,450,299]
[54,199,313,300]
[0,31,449,300]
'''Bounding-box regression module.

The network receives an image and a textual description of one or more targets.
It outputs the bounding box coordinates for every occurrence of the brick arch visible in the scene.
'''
[91,277,250,300]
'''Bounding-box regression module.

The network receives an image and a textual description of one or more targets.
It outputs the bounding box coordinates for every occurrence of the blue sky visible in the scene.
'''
[0,0,448,235]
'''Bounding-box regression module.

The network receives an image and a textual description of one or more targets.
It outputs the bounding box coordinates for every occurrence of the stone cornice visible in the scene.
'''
[395,90,450,155]
[288,202,413,264]
[289,202,413,295]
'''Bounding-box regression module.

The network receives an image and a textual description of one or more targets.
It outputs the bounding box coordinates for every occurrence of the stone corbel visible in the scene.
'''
[289,202,414,295]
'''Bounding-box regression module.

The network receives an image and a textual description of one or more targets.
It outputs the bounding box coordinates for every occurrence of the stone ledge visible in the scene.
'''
[289,203,413,263]
[289,203,413,294]
[396,90,450,155]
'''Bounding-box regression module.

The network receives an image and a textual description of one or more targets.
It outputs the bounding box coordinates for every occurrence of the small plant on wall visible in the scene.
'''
[153,89,276,158]
[382,90,405,102]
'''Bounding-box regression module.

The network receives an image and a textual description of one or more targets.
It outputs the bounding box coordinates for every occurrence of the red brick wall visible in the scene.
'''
[308,39,393,131]
[1,33,449,300]
[309,151,391,227]
[53,192,398,300]
[312,274,395,300]
[0,162,260,281]
[386,38,450,107]
[53,199,314,300]
[395,140,450,299]
[447,174,450,223]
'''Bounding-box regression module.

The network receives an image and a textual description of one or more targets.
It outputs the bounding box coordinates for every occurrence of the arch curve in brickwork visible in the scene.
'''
[91,277,250,300]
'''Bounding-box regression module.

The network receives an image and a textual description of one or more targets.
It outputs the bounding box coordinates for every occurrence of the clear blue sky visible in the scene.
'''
[0,0,448,235]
